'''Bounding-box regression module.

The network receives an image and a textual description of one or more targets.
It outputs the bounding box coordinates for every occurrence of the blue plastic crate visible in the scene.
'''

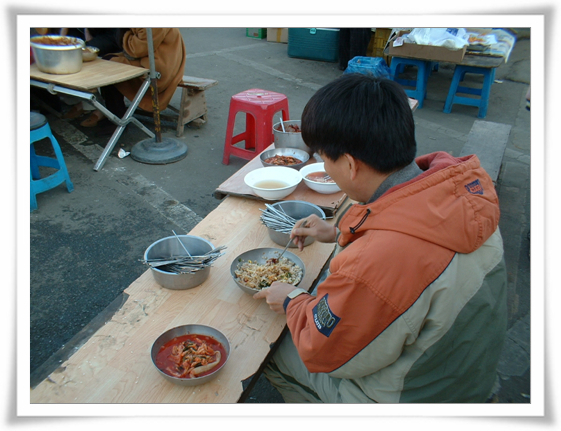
[287,28,339,62]
[343,56,392,79]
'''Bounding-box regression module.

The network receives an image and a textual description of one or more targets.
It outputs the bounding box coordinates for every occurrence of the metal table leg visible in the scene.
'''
[93,79,153,171]
[30,78,155,171]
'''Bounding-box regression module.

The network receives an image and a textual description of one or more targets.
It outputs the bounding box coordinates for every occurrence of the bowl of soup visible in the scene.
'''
[299,163,341,194]
[244,166,302,200]
[151,324,230,386]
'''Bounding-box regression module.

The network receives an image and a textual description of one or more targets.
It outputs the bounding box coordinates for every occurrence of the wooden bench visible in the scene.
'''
[460,120,511,184]
[136,75,218,137]
[173,76,218,136]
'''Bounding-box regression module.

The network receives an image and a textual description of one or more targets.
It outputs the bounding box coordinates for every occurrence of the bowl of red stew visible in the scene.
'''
[151,324,230,386]
[299,163,341,194]
[259,147,310,170]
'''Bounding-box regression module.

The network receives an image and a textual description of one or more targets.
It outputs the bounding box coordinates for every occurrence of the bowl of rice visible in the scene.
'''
[230,248,305,295]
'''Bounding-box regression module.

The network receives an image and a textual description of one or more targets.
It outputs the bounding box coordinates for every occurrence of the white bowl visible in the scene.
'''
[244,166,302,200]
[299,163,341,194]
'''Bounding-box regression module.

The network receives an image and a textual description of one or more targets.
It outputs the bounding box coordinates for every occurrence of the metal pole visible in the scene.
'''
[146,28,162,143]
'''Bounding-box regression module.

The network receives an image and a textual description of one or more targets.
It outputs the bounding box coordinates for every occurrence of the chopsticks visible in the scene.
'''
[259,204,297,233]
[141,245,227,274]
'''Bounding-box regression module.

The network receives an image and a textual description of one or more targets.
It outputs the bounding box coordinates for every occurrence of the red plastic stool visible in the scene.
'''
[222,89,290,164]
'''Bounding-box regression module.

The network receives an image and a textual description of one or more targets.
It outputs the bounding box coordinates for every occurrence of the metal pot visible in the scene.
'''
[273,120,313,156]
[144,235,215,290]
[30,35,85,75]
[266,200,326,248]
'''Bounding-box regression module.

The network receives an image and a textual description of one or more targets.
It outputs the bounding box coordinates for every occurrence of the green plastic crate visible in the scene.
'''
[246,28,267,39]
[287,28,340,62]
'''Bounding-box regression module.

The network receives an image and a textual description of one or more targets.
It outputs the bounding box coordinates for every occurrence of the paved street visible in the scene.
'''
[28,27,531,403]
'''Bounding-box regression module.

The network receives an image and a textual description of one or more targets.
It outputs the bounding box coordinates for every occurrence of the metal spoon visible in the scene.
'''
[279,116,286,132]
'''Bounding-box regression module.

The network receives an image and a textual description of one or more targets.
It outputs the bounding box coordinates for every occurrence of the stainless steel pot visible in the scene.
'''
[273,120,313,156]
[30,35,85,75]
[267,200,326,248]
[144,235,215,290]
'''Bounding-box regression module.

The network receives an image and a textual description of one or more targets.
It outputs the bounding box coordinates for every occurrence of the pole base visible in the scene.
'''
[130,137,188,164]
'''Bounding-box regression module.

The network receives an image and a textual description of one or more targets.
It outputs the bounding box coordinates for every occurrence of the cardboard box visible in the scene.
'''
[246,28,267,39]
[387,30,466,63]
[267,28,288,43]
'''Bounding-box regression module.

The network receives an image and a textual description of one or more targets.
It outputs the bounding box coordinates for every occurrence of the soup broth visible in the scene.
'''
[254,180,289,189]
[305,172,334,183]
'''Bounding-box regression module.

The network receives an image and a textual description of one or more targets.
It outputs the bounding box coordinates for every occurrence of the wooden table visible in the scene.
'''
[30,195,337,404]
[31,59,154,171]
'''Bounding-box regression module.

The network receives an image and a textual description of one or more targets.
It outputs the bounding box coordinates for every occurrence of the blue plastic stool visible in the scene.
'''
[443,65,496,118]
[389,57,432,108]
[30,112,74,211]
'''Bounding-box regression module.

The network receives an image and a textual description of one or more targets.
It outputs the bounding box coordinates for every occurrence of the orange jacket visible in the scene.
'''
[285,152,506,402]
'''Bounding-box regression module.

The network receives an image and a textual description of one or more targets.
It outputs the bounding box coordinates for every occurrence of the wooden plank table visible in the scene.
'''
[30,59,149,91]
[30,195,337,404]
[31,58,154,171]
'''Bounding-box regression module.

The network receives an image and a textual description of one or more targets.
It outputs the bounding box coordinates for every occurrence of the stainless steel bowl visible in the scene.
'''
[144,235,214,290]
[260,147,310,170]
[30,35,85,75]
[266,201,326,248]
[230,247,305,295]
[273,120,313,156]
[151,324,230,386]
[82,46,99,62]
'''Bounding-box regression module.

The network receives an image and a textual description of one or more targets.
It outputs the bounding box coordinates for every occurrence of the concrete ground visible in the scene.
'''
[29,28,531,403]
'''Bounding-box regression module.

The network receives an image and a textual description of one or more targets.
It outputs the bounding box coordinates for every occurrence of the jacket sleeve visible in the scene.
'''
[286,265,415,377]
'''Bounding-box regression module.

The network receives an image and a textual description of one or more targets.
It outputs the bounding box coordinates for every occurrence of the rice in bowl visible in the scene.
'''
[234,256,303,290]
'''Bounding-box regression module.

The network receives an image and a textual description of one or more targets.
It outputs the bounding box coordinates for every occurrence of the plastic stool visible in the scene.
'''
[222,89,290,164]
[30,112,74,211]
[443,65,496,118]
[390,57,432,108]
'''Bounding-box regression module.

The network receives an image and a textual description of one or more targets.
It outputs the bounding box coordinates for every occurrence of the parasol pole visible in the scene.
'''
[130,28,188,165]
[146,28,162,143]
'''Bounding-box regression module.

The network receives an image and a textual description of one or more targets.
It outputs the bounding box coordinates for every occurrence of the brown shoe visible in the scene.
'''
[63,104,84,119]
[80,111,104,127]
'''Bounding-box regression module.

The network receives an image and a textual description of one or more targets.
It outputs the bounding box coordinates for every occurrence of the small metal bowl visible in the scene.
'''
[144,235,214,290]
[260,147,310,170]
[151,324,230,386]
[265,201,326,248]
[82,46,99,62]
[230,247,305,295]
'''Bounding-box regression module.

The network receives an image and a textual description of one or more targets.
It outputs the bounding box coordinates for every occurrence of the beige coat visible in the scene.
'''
[110,28,186,112]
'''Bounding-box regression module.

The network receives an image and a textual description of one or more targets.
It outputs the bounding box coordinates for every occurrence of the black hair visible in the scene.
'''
[301,74,416,173]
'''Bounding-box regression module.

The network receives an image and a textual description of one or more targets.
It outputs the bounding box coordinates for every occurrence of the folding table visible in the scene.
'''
[30,58,154,171]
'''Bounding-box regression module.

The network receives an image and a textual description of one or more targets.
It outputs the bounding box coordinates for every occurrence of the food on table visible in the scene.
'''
[275,124,301,133]
[235,256,303,290]
[253,180,290,189]
[264,154,303,166]
[155,334,226,379]
[32,36,79,46]
[305,171,335,183]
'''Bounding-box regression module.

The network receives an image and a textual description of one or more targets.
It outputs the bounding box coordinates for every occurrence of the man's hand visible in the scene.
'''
[291,214,337,251]
[253,282,297,314]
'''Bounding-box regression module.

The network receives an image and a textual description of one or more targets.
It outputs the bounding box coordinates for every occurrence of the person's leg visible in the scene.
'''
[338,28,351,71]
[348,28,372,61]
[263,332,342,403]
[80,85,126,127]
